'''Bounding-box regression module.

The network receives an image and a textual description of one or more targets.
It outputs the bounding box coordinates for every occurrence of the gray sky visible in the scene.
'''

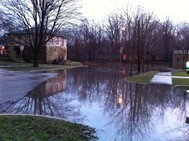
[81,0,189,23]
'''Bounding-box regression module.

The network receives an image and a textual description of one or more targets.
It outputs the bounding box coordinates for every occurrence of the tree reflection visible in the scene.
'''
[0,70,83,122]
[171,87,189,141]
[63,67,189,140]
[1,67,189,140]
[106,83,173,140]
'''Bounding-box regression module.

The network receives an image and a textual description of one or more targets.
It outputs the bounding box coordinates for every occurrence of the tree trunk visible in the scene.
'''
[33,46,39,67]
[129,56,133,76]
[137,20,141,73]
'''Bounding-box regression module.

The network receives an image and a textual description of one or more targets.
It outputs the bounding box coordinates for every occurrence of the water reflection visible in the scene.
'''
[1,67,189,140]
[0,70,83,122]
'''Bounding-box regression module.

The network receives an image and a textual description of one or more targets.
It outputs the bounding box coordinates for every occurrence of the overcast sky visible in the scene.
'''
[81,0,189,23]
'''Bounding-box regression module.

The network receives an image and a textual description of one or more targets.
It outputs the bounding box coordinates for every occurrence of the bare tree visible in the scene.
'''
[122,6,159,73]
[0,0,81,67]
[0,10,22,34]
[138,12,159,72]
[175,23,189,68]
[67,19,92,62]
[67,19,107,62]
[160,18,175,62]
[105,13,124,61]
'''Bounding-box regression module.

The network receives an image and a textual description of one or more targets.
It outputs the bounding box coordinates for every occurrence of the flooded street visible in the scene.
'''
[1,67,189,141]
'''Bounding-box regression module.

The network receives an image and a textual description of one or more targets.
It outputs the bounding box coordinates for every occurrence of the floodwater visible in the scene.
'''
[1,66,189,141]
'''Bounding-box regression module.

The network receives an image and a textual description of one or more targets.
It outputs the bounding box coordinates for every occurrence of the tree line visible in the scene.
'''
[66,7,189,73]
[0,1,189,73]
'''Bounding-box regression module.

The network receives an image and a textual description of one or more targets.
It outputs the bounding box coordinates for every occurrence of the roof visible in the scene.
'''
[174,50,189,54]
[8,27,66,38]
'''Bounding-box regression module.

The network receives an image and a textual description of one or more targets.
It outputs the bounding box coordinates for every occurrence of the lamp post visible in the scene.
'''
[119,46,123,68]
[120,26,126,68]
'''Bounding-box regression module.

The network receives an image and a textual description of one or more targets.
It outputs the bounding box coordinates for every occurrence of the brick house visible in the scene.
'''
[46,36,67,63]
[7,30,67,63]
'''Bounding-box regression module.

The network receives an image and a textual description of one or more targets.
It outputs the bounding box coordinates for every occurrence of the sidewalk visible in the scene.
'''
[150,72,172,85]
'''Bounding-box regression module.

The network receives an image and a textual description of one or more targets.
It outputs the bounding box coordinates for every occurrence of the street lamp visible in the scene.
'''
[120,26,126,68]
[119,46,123,67]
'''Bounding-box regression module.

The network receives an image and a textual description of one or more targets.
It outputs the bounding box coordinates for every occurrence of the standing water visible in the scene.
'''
[1,67,189,141]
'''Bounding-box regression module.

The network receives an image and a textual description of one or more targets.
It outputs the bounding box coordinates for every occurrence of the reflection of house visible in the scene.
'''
[45,70,67,96]
[172,50,189,68]
[7,29,67,63]
[28,70,67,98]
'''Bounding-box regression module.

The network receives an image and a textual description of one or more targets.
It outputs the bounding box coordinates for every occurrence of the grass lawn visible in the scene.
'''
[173,78,189,86]
[172,71,189,86]
[127,71,189,86]
[172,71,189,76]
[0,60,83,71]
[0,115,97,141]
[127,70,189,86]
[126,71,158,84]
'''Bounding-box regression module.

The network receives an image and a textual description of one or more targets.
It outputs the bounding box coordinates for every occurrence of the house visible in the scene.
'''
[46,36,67,63]
[172,50,189,68]
[6,29,67,63]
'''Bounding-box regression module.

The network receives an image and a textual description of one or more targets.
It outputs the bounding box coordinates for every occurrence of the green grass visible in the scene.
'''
[0,60,83,71]
[172,78,189,86]
[127,70,189,86]
[172,71,189,76]
[172,71,189,86]
[126,71,158,84]
[0,115,97,141]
